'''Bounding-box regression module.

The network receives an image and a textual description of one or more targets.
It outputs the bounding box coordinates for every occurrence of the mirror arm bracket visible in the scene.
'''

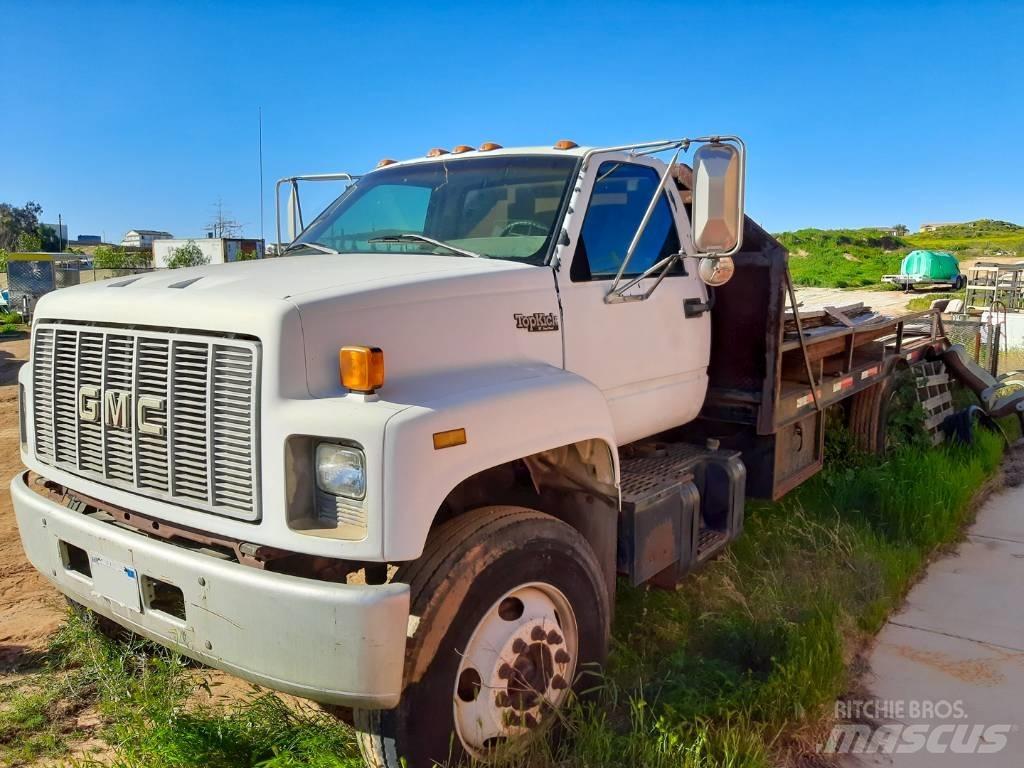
[604,251,682,304]
[274,172,359,254]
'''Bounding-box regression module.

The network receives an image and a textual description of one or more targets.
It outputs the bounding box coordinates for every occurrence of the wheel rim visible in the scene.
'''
[452,581,579,759]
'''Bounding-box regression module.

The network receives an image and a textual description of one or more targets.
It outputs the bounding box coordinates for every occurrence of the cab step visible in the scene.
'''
[696,527,729,563]
[616,441,746,587]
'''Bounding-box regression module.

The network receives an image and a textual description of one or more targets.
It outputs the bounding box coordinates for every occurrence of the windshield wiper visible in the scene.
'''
[367,233,482,259]
[284,241,341,255]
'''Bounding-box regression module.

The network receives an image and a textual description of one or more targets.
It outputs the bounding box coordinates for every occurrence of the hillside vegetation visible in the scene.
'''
[777,228,907,288]
[907,219,1024,255]
[778,220,1024,288]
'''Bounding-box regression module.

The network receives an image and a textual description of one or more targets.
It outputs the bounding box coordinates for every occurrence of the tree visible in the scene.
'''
[0,248,8,274]
[892,224,909,236]
[235,248,258,261]
[166,240,209,269]
[93,245,150,269]
[16,231,42,252]
[0,201,43,251]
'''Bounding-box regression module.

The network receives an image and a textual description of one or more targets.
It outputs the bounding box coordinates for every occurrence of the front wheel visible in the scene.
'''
[355,506,610,768]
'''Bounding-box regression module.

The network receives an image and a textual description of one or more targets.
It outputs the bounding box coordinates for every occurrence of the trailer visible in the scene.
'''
[881,249,965,291]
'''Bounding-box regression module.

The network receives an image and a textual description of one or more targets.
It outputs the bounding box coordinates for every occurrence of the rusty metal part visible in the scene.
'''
[27,472,356,579]
[784,265,821,412]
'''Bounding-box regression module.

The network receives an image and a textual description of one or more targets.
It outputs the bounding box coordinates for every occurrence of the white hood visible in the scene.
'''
[34,253,564,399]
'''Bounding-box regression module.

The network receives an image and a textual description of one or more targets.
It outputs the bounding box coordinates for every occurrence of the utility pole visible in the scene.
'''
[206,199,243,239]
[258,106,265,244]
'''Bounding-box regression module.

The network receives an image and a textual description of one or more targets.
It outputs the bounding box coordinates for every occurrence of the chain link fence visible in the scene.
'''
[944,316,1023,377]
[6,255,154,318]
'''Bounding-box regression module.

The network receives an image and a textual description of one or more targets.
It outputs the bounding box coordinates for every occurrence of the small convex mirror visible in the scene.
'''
[698,256,735,287]
[691,142,744,254]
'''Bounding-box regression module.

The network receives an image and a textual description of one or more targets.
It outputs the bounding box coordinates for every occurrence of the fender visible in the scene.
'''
[381,363,618,561]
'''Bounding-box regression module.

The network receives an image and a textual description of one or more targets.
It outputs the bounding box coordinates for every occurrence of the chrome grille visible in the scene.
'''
[32,323,261,521]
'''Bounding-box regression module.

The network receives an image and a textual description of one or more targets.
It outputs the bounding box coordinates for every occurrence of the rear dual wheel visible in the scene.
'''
[849,364,928,454]
[354,506,609,768]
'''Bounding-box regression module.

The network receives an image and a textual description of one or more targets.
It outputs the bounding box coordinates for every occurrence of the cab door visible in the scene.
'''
[556,156,710,445]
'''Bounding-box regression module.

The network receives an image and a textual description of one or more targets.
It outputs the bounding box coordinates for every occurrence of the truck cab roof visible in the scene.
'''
[372,143,592,172]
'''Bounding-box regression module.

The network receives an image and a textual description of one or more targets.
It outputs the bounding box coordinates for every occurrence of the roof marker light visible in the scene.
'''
[426,148,449,157]
[376,158,397,168]
[553,139,578,150]
[451,145,474,154]
[478,142,503,151]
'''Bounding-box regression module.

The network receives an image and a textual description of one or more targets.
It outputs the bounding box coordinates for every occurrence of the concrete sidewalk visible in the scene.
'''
[839,484,1024,766]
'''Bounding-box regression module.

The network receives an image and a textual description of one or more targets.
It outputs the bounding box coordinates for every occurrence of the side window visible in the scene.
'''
[571,162,681,282]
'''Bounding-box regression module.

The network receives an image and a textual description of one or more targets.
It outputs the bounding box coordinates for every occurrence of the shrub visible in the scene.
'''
[93,245,150,269]
[166,240,209,269]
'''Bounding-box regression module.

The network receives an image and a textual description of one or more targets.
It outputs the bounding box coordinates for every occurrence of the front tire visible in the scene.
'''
[355,506,610,768]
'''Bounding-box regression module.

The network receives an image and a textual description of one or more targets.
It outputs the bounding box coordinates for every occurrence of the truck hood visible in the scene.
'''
[33,253,563,400]
[42,252,533,302]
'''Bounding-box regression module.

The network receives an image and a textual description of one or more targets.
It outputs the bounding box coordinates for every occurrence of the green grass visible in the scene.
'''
[777,220,1024,289]
[776,228,908,288]
[4,405,1017,768]
[904,291,963,312]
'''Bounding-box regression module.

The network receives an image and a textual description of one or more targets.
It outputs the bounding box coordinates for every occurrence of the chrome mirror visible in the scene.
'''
[691,142,744,255]
[286,183,303,241]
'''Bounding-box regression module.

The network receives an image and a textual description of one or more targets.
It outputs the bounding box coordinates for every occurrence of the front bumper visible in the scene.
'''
[12,472,410,708]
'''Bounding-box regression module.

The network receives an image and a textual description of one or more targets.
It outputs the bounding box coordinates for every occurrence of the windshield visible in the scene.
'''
[290,155,577,264]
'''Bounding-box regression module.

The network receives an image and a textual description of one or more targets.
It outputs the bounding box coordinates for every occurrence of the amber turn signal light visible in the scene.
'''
[433,428,467,450]
[340,346,385,393]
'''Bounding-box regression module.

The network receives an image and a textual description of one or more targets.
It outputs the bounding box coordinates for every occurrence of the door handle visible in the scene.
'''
[683,291,715,318]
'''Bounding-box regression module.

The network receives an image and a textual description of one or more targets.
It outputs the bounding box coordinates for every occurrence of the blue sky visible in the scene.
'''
[1,1,1021,242]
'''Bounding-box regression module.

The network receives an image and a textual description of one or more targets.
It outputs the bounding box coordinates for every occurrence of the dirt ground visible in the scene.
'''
[0,336,64,673]
[793,286,925,315]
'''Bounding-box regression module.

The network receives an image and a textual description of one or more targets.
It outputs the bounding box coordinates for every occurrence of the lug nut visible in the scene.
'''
[531,626,546,641]
[546,629,562,645]
[555,649,570,664]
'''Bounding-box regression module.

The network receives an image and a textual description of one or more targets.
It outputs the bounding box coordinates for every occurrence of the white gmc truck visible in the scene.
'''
[13,136,954,767]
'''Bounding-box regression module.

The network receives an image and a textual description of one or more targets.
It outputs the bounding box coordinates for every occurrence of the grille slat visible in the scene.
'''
[31,323,260,521]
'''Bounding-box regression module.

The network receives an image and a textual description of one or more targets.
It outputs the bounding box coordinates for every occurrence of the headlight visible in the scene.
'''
[315,443,366,499]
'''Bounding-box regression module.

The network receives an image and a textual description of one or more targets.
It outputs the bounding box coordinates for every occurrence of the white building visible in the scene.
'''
[152,238,265,268]
[121,229,173,248]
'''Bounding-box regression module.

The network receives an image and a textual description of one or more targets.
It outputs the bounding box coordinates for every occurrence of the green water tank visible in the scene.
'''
[900,250,960,281]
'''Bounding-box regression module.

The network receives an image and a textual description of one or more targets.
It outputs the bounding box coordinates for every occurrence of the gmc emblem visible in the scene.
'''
[78,386,166,436]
